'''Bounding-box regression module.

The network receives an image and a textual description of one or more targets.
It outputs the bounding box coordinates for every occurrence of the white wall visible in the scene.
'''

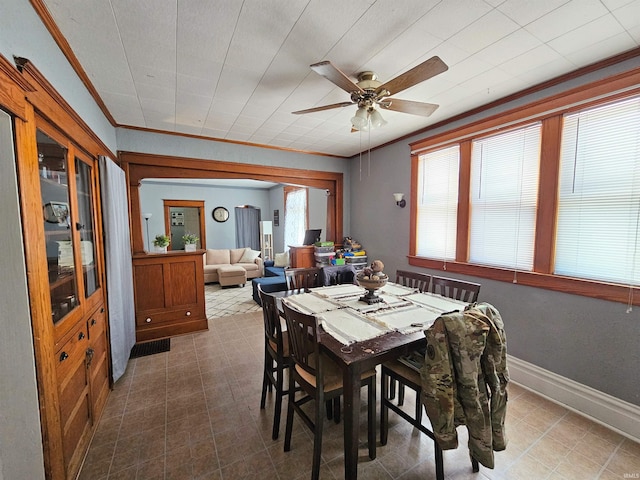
[140,181,271,249]
[140,181,329,252]
[308,187,328,242]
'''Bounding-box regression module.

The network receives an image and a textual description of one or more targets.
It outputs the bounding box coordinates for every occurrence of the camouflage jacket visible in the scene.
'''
[420,302,508,469]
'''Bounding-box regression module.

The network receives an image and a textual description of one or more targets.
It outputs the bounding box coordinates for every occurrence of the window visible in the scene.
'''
[555,96,640,285]
[408,65,640,304]
[416,145,459,261]
[284,187,307,249]
[469,124,541,270]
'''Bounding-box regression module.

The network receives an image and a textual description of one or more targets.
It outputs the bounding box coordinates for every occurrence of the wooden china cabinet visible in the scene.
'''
[3,57,112,480]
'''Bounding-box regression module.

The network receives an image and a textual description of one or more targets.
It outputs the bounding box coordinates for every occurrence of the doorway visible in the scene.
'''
[163,199,206,250]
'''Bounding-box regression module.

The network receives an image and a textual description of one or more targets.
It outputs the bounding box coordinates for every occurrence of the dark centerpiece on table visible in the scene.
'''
[356,260,387,304]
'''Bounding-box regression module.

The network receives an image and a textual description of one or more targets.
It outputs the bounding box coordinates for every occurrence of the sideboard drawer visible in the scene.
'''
[135,307,199,327]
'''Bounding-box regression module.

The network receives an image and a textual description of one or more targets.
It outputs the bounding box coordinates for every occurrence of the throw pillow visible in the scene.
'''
[274,251,289,268]
[239,248,261,263]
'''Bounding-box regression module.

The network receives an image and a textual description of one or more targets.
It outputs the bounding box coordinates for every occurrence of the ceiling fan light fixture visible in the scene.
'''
[351,106,369,129]
[369,108,387,129]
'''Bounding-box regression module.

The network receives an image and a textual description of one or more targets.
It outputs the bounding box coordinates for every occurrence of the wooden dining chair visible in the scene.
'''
[395,269,431,292]
[282,302,377,480]
[382,275,482,452]
[284,267,321,290]
[387,270,431,404]
[380,349,479,480]
[258,285,290,440]
[430,275,481,302]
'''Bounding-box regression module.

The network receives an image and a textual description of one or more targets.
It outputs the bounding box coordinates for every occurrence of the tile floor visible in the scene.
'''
[78,285,640,480]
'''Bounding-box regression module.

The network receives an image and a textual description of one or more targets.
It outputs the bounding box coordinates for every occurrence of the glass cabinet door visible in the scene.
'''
[37,129,79,323]
[74,156,100,298]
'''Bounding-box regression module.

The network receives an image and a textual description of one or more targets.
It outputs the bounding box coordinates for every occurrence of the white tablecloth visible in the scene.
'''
[282,282,468,345]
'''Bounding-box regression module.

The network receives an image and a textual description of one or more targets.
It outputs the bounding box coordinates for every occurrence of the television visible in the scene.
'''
[302,229,322,246]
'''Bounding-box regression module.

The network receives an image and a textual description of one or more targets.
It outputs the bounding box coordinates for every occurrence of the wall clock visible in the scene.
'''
[212,206,229,223]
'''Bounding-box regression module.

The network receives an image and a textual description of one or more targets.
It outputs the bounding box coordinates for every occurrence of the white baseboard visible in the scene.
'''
[508,355,640,442]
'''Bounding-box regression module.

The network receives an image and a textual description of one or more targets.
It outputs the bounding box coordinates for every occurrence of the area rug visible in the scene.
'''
[205,283,262,318]
[129,339,170,358]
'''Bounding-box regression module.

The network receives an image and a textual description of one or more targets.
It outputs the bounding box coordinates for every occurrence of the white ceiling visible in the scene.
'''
[41,0,640,157]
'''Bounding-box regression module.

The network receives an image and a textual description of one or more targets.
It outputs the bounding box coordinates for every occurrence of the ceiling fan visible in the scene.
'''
[292,56,448,131]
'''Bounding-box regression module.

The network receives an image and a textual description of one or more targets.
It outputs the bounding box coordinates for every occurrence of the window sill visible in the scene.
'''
[408,255,638,306]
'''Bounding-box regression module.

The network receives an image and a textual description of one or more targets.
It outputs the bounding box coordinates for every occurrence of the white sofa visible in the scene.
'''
[203,248,263,284]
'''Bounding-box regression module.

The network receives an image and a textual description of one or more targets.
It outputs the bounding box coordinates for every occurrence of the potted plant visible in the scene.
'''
[182,232,199,252]
[153,233,170,253]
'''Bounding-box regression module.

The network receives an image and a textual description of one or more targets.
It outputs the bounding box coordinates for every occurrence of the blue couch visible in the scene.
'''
[252,262,357,305]
[264,260,285,277]
[252,260,287,305]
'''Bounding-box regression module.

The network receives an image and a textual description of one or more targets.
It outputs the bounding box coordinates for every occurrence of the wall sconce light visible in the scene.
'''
[393,193,406,208]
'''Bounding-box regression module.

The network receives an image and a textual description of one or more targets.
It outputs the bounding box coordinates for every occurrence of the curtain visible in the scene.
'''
[235,206,261,250]
[98,156,136,382]
[284,188,306,249]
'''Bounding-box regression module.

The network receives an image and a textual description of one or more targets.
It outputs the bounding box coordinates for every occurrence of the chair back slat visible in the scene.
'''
[285,267,321,290]
[282,302,320,379]
[430,275,481,303]
[259,285,284,354]
[395,270,431,292]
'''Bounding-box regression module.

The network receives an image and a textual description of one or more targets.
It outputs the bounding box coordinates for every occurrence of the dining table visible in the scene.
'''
[274,281,468,480]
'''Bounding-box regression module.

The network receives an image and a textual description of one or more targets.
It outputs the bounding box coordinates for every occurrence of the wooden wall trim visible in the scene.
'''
[534,115,563,273]
[408,255,640,306]
[409,65,640,154]
[28,0,117,127]
[14,57,117,160]
[456,141,471,263]
[369,47,640,156]
[0,54,35,120]
[28,0,349,160]
[120,125,349,159]
[121,151,343,188]
[121,151,344,253]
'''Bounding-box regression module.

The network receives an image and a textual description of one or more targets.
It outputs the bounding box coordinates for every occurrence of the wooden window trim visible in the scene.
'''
[409,67,640,306]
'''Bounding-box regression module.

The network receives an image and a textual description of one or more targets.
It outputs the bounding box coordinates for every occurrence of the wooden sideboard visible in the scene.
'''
[288,245,315,268]
[132,250,208,342]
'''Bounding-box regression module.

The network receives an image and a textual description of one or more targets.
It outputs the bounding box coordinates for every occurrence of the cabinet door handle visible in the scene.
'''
[145,317,152,323]
[186,311,191,316]
[86,348,94,366]
[91,319,97,326]
[59,352,69,362]
[100,307,104,313]
[78,332,85,340]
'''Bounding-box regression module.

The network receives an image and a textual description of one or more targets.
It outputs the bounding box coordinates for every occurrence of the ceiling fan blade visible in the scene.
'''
[310,61,364,94]
[292,101,355,115]
[380,98,439,117]
[376,56,448,97]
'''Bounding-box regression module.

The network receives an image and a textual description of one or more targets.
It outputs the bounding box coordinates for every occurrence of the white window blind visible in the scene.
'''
[555,96,640,285]
[416,145,459,260]
[469,124,541,270]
